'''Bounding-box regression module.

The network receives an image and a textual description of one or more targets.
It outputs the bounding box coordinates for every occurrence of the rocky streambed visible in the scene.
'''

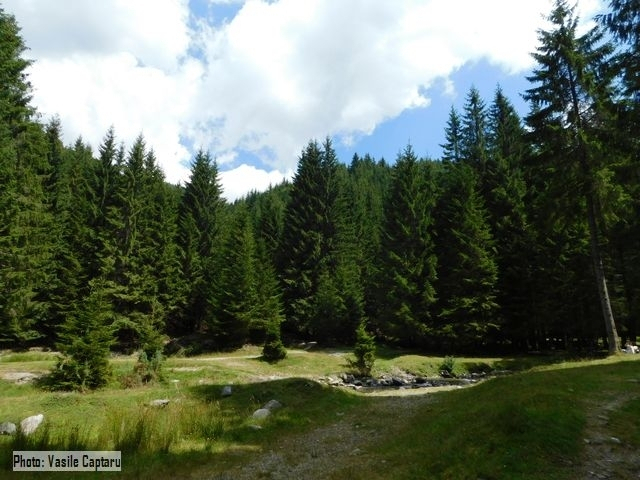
[320,370,512,393]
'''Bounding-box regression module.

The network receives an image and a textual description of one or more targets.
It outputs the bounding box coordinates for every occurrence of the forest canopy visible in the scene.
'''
[1,0,638,358]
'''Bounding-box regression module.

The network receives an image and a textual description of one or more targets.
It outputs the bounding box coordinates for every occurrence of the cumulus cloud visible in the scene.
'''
[4,0,605,197]
[219,164,293,202]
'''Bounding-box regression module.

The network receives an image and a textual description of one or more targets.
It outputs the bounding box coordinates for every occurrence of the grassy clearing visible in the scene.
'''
[1,348,639,479]
[351,355,640,480]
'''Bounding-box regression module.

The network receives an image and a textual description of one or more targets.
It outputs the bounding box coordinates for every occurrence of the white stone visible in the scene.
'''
[20,414,44,435]
[263,399,282,411]
[252,408,271,419]
[0,422,17,435]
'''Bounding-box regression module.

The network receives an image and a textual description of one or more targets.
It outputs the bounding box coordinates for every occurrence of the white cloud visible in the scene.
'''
[4,0,605,196]
[219,164,293,202]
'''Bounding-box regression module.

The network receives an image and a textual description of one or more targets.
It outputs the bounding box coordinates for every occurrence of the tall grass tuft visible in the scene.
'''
[181,402,227,450]
[108,408,153,454]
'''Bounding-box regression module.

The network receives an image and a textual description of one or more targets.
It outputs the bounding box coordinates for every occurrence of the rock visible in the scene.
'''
[391,377,405,387]
[150,399,170,407]
[327,376,342,386]
[263,399,282,411]
[342,374,356,384]
[20,414,44,435]
[252,408,271,419]
[303,341,318,350]
[221,385,233,397]
[0,422,17,435]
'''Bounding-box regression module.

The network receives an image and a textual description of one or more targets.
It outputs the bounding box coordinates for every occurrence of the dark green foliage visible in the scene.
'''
[1,2,639,358]
[0,8,34,132]
[378,145,437,346]
[124,350,165,387]
[49,280,116,391]
[279,138,353,341]
[347,154,391,327]
[434,162,498,347]
[176,150,224,335]
[210,205,256,348]
[348,321,376,376]
[460,87,490,183]
[524,0,621,353]
[0,9,53,346]
[262,323,287,362]
[485,88,535,346]
[441,107,463,163]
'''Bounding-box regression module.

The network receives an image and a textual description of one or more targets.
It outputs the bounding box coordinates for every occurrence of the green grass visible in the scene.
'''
[1,348,639,479]
[354,356,640,480]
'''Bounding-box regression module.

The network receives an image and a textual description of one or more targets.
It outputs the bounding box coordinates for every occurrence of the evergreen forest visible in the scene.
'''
[1,0,639,363]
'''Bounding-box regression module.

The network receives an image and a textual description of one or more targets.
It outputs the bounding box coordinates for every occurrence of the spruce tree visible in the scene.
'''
[378,145,437,346]
[0,9,53,345]
[50,279,116,391]
[279,140,334,338]
[524,0,621,353]
[44,134,95,344]
[460,87,490,186]
[485,87,534,346]
[211,204,256,348]
[434,162,498,347]
[176,150,224,335]
[441,107,463,163]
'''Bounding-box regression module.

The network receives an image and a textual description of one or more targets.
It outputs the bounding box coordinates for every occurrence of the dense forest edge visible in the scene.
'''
[1,0,639,390]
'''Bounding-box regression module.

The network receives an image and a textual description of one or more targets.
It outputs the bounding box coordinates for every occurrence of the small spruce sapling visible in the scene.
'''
[349,321,376,377]
[262,322,287,362]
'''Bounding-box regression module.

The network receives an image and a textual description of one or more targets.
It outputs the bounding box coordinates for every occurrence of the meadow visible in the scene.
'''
[1,347,639,479]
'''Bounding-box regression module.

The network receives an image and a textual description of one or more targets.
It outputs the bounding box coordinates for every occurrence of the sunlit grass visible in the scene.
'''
[1,346,638,479]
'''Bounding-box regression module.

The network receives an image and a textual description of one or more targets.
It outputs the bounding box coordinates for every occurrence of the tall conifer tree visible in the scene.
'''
[524,0,621,353]
[378,145,437,346]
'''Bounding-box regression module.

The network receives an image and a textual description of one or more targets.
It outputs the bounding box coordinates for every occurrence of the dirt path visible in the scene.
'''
[575,394,640,480]
[207,390,436,480]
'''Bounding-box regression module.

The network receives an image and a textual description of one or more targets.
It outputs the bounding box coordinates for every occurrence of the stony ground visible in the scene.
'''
[207,389,437,480]
[577,392,640,480]
[202,381,640,480]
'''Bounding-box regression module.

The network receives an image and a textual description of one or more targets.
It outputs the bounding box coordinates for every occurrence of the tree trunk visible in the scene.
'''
[566,63,620,355]
[585,191,620,354]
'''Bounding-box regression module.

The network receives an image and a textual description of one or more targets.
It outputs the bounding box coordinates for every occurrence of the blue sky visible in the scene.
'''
[5,0,604,200]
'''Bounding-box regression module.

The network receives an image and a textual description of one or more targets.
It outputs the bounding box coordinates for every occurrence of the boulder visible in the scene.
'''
[221,385,233,397]
[391,377,405,387]
[263,399,282,411]
[252,408,271,419]
[20,414,44,435]
[0,422,17,435]
[150,399,170,407]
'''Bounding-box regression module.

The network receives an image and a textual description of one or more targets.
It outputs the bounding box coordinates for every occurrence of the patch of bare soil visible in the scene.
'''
[206,392,435,480]
[0,371,42,384]
[575,394,640,480]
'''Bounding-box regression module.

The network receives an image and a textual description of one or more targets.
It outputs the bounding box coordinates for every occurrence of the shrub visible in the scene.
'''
[262,324,287,362]
[348,321,376,376]
[121,350,165,388]
[48,280,115,391]
[440,356,456,376]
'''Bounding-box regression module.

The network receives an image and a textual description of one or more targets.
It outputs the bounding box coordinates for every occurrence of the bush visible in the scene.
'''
[121,350,165,388]
[439,356,456,377]
[348,321,376,376]
[262,324,287,362]
[48,281,115,391]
